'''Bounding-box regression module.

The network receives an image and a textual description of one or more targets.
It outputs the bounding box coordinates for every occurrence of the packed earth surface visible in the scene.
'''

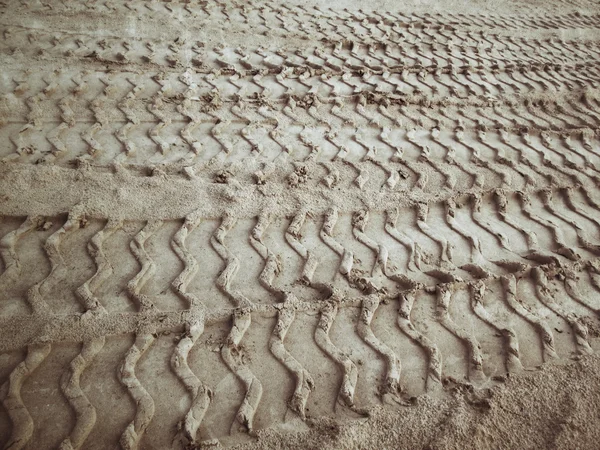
[2,0,600,448]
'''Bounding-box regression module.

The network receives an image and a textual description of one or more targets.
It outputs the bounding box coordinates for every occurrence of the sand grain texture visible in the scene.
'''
[1,0,600,448]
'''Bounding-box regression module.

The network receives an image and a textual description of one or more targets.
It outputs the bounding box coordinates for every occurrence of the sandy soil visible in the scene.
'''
[1,0,600,449]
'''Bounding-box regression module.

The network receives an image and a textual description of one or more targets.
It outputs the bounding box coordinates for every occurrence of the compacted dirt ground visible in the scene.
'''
[2,0,600,448]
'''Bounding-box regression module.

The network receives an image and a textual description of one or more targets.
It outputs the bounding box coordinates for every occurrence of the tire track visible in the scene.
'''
[170,211,212,446]
[250,211,315,419]
[59,219,122,450]
[210,215,262,434]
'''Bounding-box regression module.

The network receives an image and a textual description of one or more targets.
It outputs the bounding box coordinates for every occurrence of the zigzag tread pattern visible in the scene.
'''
[3,0,600,448]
